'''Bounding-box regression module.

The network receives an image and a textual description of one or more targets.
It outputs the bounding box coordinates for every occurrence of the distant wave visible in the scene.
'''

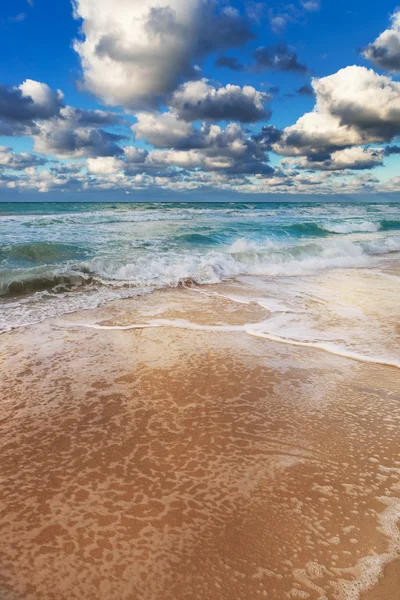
[321,220,382,234]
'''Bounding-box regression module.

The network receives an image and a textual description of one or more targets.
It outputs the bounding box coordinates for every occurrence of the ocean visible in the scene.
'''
[1,200,400,366]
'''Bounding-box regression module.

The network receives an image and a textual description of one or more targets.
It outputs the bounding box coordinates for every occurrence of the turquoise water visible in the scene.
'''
[1,201,400,332]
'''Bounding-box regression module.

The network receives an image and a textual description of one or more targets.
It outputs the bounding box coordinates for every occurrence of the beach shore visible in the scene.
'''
[0,286,399,600]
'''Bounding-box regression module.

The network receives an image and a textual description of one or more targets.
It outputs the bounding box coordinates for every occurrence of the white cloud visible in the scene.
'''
[19,80,64,116]
[72,0,254,109]
[363,11,400,72]
[274,66,400,156]
[301,0,320,12]
[87,156,124,174]
[132,111,195,148]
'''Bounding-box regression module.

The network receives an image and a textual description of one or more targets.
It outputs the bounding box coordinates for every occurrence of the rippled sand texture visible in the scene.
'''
[0,287,399,600]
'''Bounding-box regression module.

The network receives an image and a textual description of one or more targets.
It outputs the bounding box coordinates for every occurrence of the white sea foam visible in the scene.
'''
[86,235,399,286]
[321,220,381,234]
[75,317,400,370]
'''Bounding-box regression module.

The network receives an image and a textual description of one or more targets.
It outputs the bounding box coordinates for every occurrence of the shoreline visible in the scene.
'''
[0,284,399,599]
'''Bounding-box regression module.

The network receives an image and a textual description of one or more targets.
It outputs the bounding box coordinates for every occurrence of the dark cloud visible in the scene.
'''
[252,125,283,150]
[34,122,127,158]
[170,80,270,123]
[195,3,256,56]
[215,56,244,71]
[50,163,84,175]
[223,158,274,175]
[24,102,130,158]
[253,44,308,73]
[384,145,400,155]
[216,45,308,75]
[61,107,126,127]
[0,120,38,137]
[297,84,314,96]
[284,147,385,171]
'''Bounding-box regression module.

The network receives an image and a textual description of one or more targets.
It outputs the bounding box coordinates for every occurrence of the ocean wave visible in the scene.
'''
[3,234,399,301]
[0,269,93,297]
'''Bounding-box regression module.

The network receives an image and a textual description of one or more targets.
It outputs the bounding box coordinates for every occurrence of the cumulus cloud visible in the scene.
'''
[33,115,127,158]
[0,81,125,138]
[274,66,400,156]
[283,146,384,170]
[6,166,87,193]
[29,104,128,158]
[132,111,197,149]
[169,79,270,123]
[363,11,400,72]
[87,156,124,174]
[132,115,274,175]
[0,80,63,122]
[72,0,254,109]
[34,125,125,158]
[0,146,46,170]
[124,147,149,164]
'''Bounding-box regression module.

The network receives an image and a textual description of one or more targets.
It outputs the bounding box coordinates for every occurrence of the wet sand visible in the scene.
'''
[0,287,399,599]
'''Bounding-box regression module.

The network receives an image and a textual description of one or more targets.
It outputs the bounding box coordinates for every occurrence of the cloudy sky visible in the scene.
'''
[1,0,400,200]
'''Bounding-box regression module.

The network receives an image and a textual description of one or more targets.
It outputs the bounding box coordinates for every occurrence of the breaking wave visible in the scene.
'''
[2,235,400,301]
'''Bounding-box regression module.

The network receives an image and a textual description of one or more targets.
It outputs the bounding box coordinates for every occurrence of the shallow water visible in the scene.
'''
[1,286,399,600]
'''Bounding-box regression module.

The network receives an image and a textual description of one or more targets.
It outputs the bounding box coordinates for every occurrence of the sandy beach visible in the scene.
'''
[0,283,399,600]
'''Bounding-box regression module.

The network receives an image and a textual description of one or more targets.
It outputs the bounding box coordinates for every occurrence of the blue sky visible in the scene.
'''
[0,0,399,200]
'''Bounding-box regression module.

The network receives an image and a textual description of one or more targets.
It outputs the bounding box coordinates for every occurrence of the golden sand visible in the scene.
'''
[0,287,399,599]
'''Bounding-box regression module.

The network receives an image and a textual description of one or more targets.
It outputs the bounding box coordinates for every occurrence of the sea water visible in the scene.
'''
[1,200,399,366]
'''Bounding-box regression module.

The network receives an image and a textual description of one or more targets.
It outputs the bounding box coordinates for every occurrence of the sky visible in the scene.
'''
[0,0,400,201]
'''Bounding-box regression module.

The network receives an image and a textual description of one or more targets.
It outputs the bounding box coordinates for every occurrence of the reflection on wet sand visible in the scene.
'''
[0,282,399,600]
